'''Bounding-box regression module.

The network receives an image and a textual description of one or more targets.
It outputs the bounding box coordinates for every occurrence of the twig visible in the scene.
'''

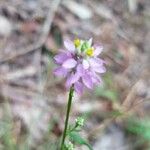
[0,66,37,81]
[122,80,141,111]
[0,0,61,64]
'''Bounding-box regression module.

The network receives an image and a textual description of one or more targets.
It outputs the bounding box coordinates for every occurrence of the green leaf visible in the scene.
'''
[127,118,150,141]
[69,132,93,150]
[110,110,124,117]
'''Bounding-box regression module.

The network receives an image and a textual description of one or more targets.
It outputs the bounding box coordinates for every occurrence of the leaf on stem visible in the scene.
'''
[69,132,93,150]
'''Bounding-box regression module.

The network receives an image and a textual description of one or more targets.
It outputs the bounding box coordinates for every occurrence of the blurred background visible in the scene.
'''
[0,0,150,149]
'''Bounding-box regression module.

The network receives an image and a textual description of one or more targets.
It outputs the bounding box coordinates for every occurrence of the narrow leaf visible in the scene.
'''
[69,132,93,150]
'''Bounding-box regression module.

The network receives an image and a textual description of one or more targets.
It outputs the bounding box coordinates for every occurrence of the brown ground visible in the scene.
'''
[0,0,150,149]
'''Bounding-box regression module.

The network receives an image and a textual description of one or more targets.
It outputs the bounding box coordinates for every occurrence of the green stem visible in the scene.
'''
[60,86,74,150]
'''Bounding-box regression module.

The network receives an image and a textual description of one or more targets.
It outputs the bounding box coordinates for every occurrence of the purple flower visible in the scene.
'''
[53,38,106,94]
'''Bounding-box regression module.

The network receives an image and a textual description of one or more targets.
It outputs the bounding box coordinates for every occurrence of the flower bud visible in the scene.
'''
[64,141,74,150]
[75,117,84,127]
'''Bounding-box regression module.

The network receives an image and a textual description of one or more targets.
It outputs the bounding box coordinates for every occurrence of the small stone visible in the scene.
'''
[63,1,92,19]
[0,16,12,37]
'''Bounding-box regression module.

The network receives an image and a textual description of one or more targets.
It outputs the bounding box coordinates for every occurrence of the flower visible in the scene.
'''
[53,38,106,94]
[64,141,74,150]
[75,117,84,127]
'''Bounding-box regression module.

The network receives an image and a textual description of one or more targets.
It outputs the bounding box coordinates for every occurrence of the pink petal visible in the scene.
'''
[89,58,104,67]
[82,74,93,89]
[77,64,85,75]
[74,81,84,95]
[62,58,77,69]
[92,74,101,85]
[65,72,80,88]
[64,39,75,52]
[70,73,80,84]
[93,66,106,73]
[94,45,103,56]
[65,76,72,88]
[82,60,89,69]
[53,67,68,77]
[54,53,70,64]
[59,49,72,57]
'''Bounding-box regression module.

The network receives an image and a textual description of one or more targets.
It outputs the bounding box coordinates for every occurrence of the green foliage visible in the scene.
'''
[110,110,124,117]
[69,132,93,150]
[64,141,74,150]
[127,118,150,141]
[65,117,93,150]
[75,117,85,128]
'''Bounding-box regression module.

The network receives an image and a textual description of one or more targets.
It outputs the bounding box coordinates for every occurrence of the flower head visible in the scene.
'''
[75,117,84,127]
[53,38,106,94]
[64,141,74,150]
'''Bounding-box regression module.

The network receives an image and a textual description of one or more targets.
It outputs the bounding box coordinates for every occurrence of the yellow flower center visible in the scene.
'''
[86,47,94,56]
[74,38,81,48]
